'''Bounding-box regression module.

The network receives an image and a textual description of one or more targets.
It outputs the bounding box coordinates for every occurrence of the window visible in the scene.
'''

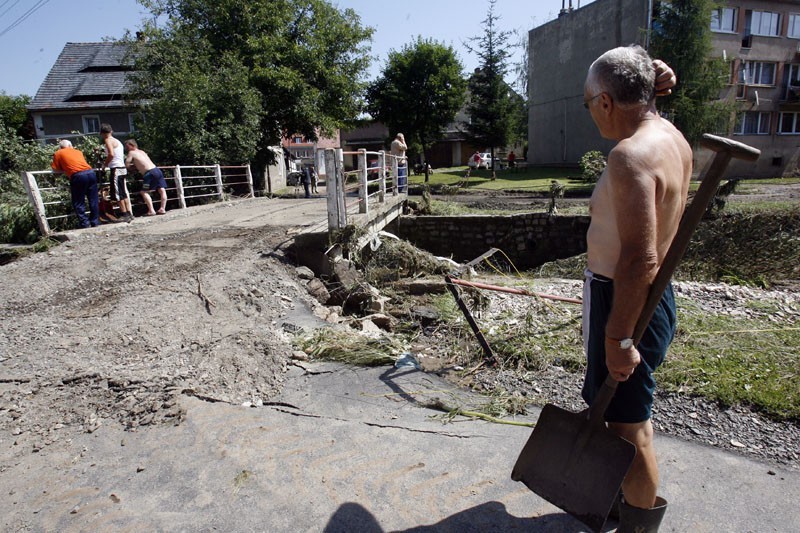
[782,64,800,100]
[739,61,776,85]
[711,7,737,32]
[746,10,780,37]
[128,113,138,132]
[779,112,800,134]
[82,115,100,134]
[292,136,304,144]
[790,14,800,38]
[735,111,771,135]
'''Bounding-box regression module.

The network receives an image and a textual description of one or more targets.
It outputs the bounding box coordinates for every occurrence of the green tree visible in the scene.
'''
[649,0,733,145]
[463,0,517,171]
[366,38,466,182]
[129,0,373,175]
[0,92,34,139]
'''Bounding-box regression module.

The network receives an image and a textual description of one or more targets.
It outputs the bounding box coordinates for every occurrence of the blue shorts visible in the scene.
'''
[581,270,676,423]
[143,167,167,191]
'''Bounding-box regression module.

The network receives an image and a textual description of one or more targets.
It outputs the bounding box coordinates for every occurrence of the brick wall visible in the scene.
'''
[396,213,591,269]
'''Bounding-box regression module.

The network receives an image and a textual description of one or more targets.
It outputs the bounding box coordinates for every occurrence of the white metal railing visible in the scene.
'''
[21,164,254,235]
[321,148,407,231]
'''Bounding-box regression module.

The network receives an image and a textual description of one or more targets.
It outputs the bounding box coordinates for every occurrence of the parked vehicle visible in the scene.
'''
[469,152,501,170]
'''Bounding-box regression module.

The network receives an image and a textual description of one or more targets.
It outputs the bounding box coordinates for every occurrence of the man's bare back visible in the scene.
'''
[125,148,156,175]
[587,117,692,279]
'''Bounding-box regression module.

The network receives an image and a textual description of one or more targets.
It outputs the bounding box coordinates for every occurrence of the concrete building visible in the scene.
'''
[528,0,800,178]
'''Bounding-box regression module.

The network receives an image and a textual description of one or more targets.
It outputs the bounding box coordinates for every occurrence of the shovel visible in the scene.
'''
[511,134,760,532]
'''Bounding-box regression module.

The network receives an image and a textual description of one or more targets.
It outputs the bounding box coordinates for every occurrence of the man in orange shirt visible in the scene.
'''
[51,139,100,228]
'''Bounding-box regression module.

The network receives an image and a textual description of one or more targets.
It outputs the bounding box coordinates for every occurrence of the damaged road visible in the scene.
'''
[1,197,799,531]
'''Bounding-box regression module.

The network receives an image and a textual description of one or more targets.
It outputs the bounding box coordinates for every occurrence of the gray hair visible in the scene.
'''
[587,45,655,107]
[58,139,73,149]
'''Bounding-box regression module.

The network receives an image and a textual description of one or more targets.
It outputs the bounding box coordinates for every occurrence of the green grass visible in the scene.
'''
[659,298,800,421]
[409,166,592,194]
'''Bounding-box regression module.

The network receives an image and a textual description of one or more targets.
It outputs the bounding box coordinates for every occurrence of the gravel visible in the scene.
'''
[454,277,800,470]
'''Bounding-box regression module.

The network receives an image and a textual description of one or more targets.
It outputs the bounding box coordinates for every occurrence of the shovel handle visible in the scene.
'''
[589,134,760,423]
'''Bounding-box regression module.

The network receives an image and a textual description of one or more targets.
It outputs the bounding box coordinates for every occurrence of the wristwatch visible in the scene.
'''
[607,336,634,349]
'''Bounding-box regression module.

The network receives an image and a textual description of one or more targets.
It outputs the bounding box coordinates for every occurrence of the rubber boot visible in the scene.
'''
[616,496,667,533]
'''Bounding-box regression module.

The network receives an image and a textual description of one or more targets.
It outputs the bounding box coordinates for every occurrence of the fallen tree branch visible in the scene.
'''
[196,274,216,315]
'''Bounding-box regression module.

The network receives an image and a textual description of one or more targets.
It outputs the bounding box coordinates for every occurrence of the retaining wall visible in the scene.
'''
[396,213,591,269]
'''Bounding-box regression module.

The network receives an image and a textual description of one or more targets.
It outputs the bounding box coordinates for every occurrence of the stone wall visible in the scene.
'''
[396,213,591,269]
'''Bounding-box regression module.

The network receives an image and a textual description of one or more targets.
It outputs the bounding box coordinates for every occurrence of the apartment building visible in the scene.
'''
[528,0,800,178]
[712,0,800,177]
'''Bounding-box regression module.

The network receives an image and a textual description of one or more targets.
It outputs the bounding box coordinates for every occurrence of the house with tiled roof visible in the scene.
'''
[27,42,137,143]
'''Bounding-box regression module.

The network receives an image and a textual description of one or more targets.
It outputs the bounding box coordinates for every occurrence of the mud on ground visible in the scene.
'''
[0,217,326,466]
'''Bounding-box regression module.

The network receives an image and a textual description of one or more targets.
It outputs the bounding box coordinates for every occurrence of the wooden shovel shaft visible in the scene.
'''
[589,134,760,422]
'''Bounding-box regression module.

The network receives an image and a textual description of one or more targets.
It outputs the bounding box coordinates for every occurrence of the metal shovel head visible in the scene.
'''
[511,403,636,532]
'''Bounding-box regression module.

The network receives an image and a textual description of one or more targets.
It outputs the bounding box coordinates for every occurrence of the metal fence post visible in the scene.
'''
[358,149,368,214]
[20,171,50,236]
[378,150,386,203]
[245,164,254,197]
[174,165,187,209]
[391,156,399,196]
[214,164,224,200]
[335,149,346,227]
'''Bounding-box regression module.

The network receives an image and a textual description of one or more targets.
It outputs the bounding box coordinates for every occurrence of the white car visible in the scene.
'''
[469,152,500,169]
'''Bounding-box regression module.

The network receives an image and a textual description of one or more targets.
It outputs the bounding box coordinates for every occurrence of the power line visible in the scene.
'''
[0,0,50,40]
[0,0,21,20]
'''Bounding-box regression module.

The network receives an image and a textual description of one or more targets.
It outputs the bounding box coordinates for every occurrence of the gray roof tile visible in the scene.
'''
[28,42,135,111]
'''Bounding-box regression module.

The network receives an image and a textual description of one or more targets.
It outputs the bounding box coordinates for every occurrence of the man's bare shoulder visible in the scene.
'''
[612,119,690,168]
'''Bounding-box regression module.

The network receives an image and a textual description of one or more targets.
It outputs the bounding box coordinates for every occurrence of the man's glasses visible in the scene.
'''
[583,93,603,109]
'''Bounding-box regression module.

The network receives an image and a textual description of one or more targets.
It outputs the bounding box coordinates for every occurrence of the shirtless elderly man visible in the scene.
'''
[125,139,168,215]
[581,46,691,532]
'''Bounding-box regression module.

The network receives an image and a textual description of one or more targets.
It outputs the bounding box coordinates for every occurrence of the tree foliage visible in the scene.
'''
[463,0,517,169]
[650,0,733,145]
[0,92,34,139]
[128,0,373,169]
[366,38,466,180]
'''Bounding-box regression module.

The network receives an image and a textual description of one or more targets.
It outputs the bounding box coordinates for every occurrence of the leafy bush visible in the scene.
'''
[579,150,606,182]
[0,204,39,243]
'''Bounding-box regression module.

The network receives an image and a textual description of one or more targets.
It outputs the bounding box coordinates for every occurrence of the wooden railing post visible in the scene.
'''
[173,165,187,209]
[325,149,346,231]
[358,148,368,214]
[378,150,386,203]
[214,164,224,200]
[21,171,50,236]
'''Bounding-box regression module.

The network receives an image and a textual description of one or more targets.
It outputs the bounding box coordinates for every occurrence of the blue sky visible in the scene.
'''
[0,0,596,97]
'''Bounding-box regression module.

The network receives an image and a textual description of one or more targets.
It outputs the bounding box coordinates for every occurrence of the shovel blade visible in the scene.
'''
[511,404,637,532]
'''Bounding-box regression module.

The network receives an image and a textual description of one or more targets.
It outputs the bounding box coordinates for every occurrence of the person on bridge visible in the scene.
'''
[390,133,408,192]
[580,48,685,531]
[124,139,168,216]
[51,139,100,228]
[100,124,133,222]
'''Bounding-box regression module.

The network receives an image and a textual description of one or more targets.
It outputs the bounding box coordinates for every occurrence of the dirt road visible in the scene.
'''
[0,198,329,462]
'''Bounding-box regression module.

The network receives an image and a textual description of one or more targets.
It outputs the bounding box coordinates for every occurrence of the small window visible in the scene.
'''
[735,111,771,135]
[82,115,100,134]
[128,113,138,132]
[789,14,800,39]
[746,10,780,37]
[292,136,304,144]
[711,7,737,32]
